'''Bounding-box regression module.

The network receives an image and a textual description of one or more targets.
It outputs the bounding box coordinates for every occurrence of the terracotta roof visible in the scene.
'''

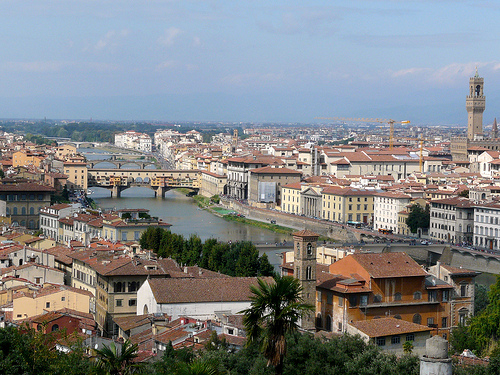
[441,264,480,277]
[350,253,428,278]
[148,277,273,304]
[350,317,432,337]
[0,182,55,192]
[114,315,151,332]
[292,229,320,238]
[249,166,301,175]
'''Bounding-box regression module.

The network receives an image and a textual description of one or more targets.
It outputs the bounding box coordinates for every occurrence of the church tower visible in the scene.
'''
[466,67,485,140]
[293,229,319,331]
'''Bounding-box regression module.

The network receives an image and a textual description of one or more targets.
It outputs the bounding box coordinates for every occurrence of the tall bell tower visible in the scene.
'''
[466,67,485,140]
[293,229,319,331]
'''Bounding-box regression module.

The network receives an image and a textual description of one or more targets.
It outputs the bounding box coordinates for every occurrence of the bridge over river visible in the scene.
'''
[88,168,200,198]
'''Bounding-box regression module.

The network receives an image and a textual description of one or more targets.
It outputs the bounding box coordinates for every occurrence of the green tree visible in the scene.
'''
[93,340,140,375]
[406,204,430,234]
[241,275,314,375]
[458,190,469,198]
[475,283,489,316]
[403,340,414,354]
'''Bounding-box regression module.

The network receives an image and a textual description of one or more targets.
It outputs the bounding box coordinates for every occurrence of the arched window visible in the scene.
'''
[413,291,422,300]
[296,242,300,256]
[307,243,313,255]
[30,207,34,215]
[394,293,402,301]
[373,294,382,303]
[114,282,122,293]
[13,207,17,215]
[21,207,26,215]
[413,313,422,325]
[143,304,149,314]
[305,266,312,280]
[28,220,35,229]
[326,315,332,331]
[316,313,322,328]
[51,324,59,332]
[394,315,402,320]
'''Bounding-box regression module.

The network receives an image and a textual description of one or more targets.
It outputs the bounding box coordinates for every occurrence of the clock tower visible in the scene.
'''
[466,67,485,140]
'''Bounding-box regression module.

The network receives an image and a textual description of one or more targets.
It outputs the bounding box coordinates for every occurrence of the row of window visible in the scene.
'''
[0,194,44,201]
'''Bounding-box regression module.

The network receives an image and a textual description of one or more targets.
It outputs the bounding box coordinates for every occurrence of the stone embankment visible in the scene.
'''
[221,200,358,242]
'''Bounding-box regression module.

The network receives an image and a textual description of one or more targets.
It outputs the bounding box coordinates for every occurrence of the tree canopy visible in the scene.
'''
[405,204,430,233]
[140,227,275,277]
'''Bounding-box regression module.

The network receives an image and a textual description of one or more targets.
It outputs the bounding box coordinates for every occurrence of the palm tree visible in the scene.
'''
[94,339,140,375]
[241,275,314,375]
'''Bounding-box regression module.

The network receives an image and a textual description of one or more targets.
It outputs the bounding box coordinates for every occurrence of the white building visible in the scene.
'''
[474,202,500,251]
[373,192,411,233]
[39,203,81,241]
[429,197,474,244]
[137,277,272,320]
[114,131,152,153]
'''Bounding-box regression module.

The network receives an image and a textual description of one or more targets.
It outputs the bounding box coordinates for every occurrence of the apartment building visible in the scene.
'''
[321,186,375,224]
[373,192,411,233]
[429,197,474,244]
[473,202,500,251]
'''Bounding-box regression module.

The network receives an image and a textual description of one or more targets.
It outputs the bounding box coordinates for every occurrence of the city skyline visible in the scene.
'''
[1,0,499,125]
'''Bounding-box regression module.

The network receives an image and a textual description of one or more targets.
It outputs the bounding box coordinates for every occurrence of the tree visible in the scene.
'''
[475,284,489,316]
[93,340,140,375]
[458,190,469,198]
[406,204,430,234]
[241,275,315,375]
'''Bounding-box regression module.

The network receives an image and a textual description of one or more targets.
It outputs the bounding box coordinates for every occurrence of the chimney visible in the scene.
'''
[436,261,441,279]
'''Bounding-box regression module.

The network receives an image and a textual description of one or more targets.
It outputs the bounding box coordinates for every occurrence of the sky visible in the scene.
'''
[1,0,500,125]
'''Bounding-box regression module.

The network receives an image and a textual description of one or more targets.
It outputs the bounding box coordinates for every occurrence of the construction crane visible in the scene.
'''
[398,136,437,173]
[315,117,410,150]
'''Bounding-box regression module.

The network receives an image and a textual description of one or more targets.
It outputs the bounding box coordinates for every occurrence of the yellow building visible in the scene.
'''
[12,284,94,321]
[321,186,375,224]
[281,182,304,214]
[64,161,88,190]
[55,145,77,160]
[12,150,44,168]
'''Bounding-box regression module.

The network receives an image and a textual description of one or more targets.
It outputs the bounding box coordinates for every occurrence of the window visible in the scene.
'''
[116,299,123,307]
[442,290,449,302]
[413,291,422,300]
[394,315,402,320]
[442,317,448,328]
[51,324,59,332]
[306,266,312,280]
[360,295,368,306]
[406,333,415,342]
[413,314,422,325]
[349,295,357,307]
[427,317,435,326]
[327,293,333,304]
[306,243,313,255]
[391,336,400,345]
[460,284,467,297]
[128,299,137,306]
[61,297,65,302]
[338,296,343,307]
[394,292,402,301]
[376,337,386,346]
[46,302,50,308]
[428,291,437,302]
[35,277,41,284]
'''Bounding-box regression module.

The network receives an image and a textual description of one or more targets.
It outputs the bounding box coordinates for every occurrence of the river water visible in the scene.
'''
[83,146,290,268]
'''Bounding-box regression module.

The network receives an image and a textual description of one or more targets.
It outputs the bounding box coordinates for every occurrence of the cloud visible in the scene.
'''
[347,33,478,49]
[155,60,178,71]
[158,27,182,47]
[258,9,340,36]
[0,61,119,73]
[192,36,201,47]
[89,29,130,52]
[389,61,500,85]
[221,72,284,86]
